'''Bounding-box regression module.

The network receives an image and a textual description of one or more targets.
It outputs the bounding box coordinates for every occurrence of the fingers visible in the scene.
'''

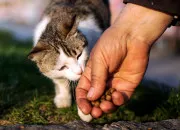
[76,60,92,114]
[110,42,150,106]
[100,101,117,113]
[76,46,110,117]
[110,78,136,101]
[91,107,103,118]
[78,107,93,122]
[76,85,92,114]
[91,101,116,118]
[112,91,126,106]
[76,96,92,115]
[87,48,108,101]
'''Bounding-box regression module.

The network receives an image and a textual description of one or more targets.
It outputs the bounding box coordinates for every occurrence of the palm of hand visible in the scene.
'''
[76,26,150,118]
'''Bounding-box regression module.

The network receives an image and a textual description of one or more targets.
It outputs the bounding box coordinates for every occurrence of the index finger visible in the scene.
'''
[76,59,92,114]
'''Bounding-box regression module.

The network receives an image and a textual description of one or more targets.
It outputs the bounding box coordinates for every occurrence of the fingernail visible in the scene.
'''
[87,87,94,98]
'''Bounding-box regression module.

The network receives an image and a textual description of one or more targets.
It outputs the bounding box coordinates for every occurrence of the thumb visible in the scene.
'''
[87,49,108,101]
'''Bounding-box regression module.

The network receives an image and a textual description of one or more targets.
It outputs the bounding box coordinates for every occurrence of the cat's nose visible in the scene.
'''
[73,66,82,75]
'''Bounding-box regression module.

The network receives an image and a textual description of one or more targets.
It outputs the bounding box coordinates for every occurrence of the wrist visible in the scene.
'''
[111,3,173,46]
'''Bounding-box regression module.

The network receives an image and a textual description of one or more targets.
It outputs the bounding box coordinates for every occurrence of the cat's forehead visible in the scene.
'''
[42,20,86,56]
[59,43,83,58]
[58,48,69,63]
[55,48,77,68]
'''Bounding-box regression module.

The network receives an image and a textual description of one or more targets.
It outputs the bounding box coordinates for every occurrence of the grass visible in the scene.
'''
[0,31,180,125]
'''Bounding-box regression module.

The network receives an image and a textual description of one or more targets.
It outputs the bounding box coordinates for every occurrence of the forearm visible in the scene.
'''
[111,3,173,46]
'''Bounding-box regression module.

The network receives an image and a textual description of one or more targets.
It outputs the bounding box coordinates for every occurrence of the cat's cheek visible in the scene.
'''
[44,70,65,79]
[78,62,86,72]
[78,48,88,71]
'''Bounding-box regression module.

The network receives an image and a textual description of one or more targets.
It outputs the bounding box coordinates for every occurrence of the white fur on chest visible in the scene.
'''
[33,16,51,46]
[78,15,103,52]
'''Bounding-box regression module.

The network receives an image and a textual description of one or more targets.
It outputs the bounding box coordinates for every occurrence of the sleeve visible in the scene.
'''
[123,0,180,26]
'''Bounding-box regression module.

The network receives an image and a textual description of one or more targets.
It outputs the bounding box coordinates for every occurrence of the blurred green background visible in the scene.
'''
[0,0,180,126]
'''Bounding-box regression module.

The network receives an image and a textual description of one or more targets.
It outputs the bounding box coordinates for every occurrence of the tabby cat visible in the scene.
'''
[28,0,109,122]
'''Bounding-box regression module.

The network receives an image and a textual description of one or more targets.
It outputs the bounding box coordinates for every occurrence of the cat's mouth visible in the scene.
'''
[70,65,84,81]
[69,73,81,81]
[70,68,83,80]
[70,63,83,75]
[62,66,83,81]
[71,69,83,75]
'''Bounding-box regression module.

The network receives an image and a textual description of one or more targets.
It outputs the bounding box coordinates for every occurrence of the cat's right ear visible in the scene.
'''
[59,15,78,38]
[28,43,47,62]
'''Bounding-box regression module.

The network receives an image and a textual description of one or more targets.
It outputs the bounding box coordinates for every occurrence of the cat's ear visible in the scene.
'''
[59,15,78,38]
[28,42,48,62]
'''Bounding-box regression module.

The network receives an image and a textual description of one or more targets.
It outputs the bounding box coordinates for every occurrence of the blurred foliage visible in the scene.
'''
[0,31,180,125]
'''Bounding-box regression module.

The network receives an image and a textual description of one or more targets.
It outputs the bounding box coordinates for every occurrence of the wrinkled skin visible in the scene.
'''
[76,1,173,118]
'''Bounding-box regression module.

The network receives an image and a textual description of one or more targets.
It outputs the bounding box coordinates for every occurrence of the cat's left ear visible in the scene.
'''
[28,42,48,62]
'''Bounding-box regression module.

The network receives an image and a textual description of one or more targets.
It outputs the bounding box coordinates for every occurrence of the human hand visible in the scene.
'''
[76,3,173,120]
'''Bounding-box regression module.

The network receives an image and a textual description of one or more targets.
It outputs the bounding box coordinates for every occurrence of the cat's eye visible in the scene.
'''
[77,52,82,60]
[59,65,67,71]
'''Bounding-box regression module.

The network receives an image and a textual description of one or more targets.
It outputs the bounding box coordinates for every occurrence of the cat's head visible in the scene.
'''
[28,15,88,81]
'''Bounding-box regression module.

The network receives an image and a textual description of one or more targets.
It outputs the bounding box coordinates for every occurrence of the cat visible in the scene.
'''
[28,0,110,122]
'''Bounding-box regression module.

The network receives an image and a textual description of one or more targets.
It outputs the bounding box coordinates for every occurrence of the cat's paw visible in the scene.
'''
[54,95,72,108]
[78,107,93,122]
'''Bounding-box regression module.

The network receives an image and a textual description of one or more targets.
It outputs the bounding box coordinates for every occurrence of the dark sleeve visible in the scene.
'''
[123,0,180,26]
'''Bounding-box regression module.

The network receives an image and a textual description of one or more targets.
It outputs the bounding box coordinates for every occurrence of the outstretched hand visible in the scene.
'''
[76,3,173,119]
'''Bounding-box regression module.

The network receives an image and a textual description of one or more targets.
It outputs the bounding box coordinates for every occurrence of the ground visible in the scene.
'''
[0,31,180,125]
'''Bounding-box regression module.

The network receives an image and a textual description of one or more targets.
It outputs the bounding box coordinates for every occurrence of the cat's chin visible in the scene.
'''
[46,74,81,81]
[44,70,82,81]
[67,74,81,81]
